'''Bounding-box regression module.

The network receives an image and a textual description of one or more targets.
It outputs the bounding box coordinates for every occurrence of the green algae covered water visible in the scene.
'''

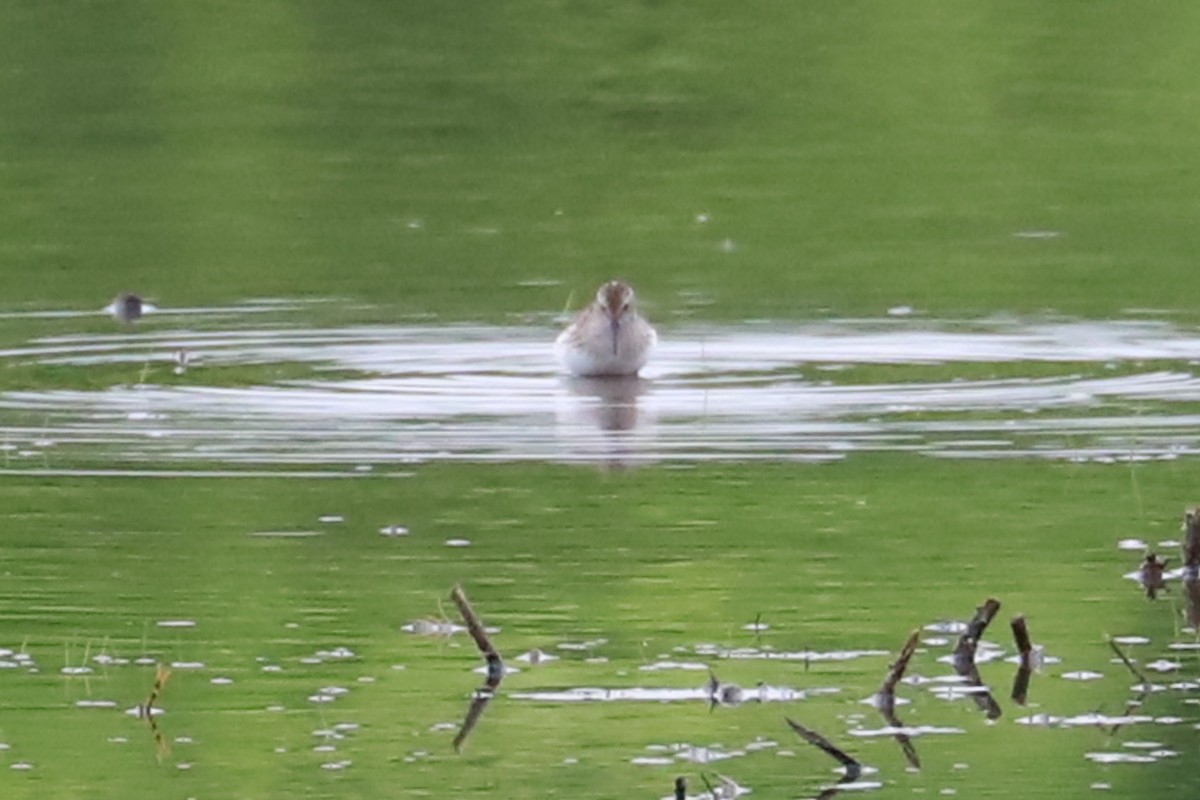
[3,3,1200,798]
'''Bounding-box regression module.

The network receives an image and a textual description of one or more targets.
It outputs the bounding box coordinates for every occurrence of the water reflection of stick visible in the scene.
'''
[1106,636,1148,687]
[876,629,921,770]
[785,717,862,782]
[450,585,505,752]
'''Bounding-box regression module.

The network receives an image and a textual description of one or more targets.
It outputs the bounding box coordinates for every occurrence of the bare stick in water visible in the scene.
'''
[450,585,505,752]
[952,599,1003,720]
[880,629,920,698]
[1185,509,1200,570]
[451,584,504,688]
[876,629,921,769]
[1010,615,1032,705]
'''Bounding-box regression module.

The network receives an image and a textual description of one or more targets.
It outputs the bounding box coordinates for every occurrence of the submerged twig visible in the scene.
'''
[785,717,862,782]
[450,585,505,752]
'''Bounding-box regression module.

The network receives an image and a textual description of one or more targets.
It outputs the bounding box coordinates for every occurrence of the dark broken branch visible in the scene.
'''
[1010,615,1032,705]
[951,599,1002,720]
[451,584,504,688]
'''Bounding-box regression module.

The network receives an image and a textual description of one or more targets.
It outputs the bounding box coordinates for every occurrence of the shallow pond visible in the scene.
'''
[0,305,1197,799]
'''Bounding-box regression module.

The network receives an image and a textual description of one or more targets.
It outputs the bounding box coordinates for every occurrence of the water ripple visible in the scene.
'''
[2,318,1200,471]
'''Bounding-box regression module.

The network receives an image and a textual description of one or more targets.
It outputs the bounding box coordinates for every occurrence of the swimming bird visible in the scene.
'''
[554,280,656,377]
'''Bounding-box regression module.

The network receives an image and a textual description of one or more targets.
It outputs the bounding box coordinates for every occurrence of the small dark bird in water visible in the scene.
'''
[674,776,687,800]
[108,293,145,324]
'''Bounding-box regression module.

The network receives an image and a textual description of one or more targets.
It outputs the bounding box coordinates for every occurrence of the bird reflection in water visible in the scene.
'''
[557,376,655,467]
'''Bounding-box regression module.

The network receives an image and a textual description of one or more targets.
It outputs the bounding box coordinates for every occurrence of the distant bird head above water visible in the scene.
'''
[108,293,144,324]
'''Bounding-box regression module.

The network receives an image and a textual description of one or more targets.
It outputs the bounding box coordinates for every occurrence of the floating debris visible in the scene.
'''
[402,619,466,636]
[1112,636,1150,646]
[514,649,558,665]
[379,525,409,537]
[699,645,888,663]
[156,620,196,629]
[1085,752,1157,764]
[642,661,710,672]
[557,638,608,651]
[318,515,345,524]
